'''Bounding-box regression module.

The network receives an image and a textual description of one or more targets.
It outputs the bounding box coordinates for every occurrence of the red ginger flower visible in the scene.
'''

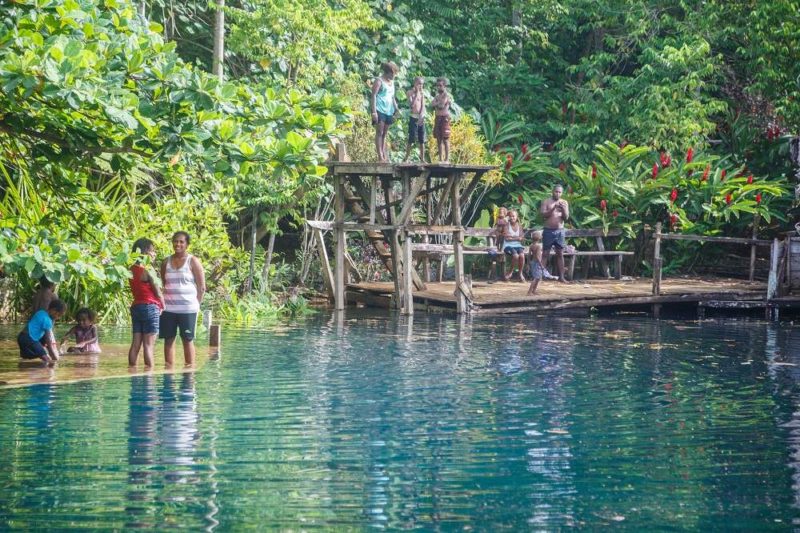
[755,193,762,204]
[591,164,597,178]
[670,188,678,203]
[670,213,678,226]
[600,199,607,211]
[612,209,619,218]
[523,153,531,161]
[521,143,528,154]
[652,163,659,179]
[504,155,512,171]
[747,175,753,184]
[660,152,672,168]
[702,165,710,181]
[721,169,726,181]
[725,193,732,205]
[686,147,693,163]
[517,194,523,204]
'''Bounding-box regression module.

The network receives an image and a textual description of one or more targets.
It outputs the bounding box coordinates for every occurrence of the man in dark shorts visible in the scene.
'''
[540,184,570,282]
[403,77,426,162]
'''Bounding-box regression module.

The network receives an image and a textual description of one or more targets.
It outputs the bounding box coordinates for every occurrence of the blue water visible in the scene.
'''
[1,313,800,529]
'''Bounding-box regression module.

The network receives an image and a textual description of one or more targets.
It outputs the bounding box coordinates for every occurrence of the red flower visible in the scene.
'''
[670,213,678,226]
[702,165,710,181]
[670,188,678,204]
[612,209,619,218]
[523,154,531,161]
[558,162,566,172]
[504,154,512,171]
[521,143,528,154]
[517,194,523,204]
[591,164,597,178]
[686,147,693,163]
[747,174,753,184]
[660,152,671,168]
[600,199,607,211]
[721,169,726,181]
[725,193,732,205]
[755,193,762,204]
[652,163,659,179]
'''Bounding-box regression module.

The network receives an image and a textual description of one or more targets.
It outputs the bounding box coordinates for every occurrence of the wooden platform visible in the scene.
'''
[347,277,767,315]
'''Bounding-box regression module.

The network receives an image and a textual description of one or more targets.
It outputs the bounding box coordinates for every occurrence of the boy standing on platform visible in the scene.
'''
[487,206,508,283]
[371,62,399,163]
[431,77,452,162]
[403,77,426,162]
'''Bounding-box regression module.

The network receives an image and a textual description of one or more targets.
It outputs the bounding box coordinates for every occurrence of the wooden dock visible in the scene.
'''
[346,277,768,316]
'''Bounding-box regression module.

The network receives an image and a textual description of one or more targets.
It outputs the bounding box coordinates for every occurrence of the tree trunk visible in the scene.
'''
[212,0,225,81]
[247,206,258,293]
[262,232,276,290]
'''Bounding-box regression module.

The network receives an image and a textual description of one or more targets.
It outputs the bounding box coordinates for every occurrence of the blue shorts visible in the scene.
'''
[18,330,46,359]
[407,116,426,143]
[504,244,525,255]
[376,112,394,125]
[131,303,160,335]
[159,311,197,341]
[543,228,566,250]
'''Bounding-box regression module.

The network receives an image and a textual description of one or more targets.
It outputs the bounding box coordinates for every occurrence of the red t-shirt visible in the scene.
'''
[130,264,163,309]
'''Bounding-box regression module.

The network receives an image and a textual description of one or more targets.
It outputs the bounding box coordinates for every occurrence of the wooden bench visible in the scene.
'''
[411,227,633,281]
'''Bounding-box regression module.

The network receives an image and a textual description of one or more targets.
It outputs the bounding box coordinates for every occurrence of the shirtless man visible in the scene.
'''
[540,184,570,282]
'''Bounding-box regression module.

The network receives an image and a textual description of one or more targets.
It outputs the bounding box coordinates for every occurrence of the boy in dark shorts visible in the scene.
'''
[487,206,508,283]
[403,77,426,162]
[431,77,452,162]
[18,299,66,363]
[527,231,544,295]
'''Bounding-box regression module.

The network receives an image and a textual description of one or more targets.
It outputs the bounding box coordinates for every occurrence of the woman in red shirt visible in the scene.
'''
[128,238,165,368]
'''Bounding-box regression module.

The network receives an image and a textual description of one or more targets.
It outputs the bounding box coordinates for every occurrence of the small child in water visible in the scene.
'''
[18,299,66,363]
[527,231,544,295]
[61,308,101,353]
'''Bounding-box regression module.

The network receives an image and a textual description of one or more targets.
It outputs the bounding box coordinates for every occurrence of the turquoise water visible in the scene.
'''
[1,314,800,529]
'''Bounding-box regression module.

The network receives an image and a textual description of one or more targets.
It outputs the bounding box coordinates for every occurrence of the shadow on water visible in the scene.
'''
[0,315,799,528]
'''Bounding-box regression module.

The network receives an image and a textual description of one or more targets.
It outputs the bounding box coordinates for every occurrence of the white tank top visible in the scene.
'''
[164,254,200,313]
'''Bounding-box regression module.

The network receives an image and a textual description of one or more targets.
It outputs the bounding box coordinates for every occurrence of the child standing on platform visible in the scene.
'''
[487,206,508,283]
[371,61,399,163]
[403,77,426,162]
[527,231,544,295]
[431,77,452,162]
[61,308,101,353]
[18,299,66,363]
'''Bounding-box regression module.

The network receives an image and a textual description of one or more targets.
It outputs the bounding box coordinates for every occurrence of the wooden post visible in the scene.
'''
[402,228,414,315]
[652,222,662,296]
[595,235,611,279]
[749,214,760,282]
[334,175,346,310]
[209,324,221,348]
[369,176,377,224]
[313,228,334,299]
[451,174,469,314]
[423,179,432,282]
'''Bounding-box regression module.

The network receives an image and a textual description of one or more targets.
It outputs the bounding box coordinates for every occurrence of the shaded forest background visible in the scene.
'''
[1,0,798,322]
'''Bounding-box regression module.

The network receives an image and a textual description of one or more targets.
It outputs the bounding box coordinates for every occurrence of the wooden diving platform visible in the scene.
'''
[346,277,768,316]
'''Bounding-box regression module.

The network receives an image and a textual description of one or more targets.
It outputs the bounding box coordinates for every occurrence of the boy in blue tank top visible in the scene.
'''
[371,61,399,162]
[18,299,66,363]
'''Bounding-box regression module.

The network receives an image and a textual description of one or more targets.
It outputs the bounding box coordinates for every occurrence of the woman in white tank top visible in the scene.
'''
[159,231,205,367]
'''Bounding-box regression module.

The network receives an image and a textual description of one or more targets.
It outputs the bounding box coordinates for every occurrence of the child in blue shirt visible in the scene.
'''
[18,299,66,363]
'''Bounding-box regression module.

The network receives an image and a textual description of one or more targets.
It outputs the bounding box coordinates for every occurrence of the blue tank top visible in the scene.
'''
[375,78,395,115]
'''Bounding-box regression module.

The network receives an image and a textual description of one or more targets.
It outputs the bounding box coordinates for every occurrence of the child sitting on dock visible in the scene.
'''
[17,299,66,363]
[527,231,544,295]
[487,206,508,283]
[503,209,526,282]
[431,77,452,162]
[60,308,101,353]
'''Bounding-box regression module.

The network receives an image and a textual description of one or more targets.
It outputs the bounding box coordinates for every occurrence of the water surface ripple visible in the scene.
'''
[1,314,799,529]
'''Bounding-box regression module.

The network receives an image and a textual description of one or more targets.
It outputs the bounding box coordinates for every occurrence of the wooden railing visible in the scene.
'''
[651,218,772,295]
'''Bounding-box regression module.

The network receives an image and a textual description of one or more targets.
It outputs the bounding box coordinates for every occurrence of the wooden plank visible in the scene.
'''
[397,171,430,224]
[313,228,335,300]
[749,214,760,282]
[402,229,414,315]
[767,239,781,300]
[661,233,771,246]
[595,236,610,278]
[327,162,395,176]
[369,176,377,224]
[307,220,334,230]
[431,174,457,224]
